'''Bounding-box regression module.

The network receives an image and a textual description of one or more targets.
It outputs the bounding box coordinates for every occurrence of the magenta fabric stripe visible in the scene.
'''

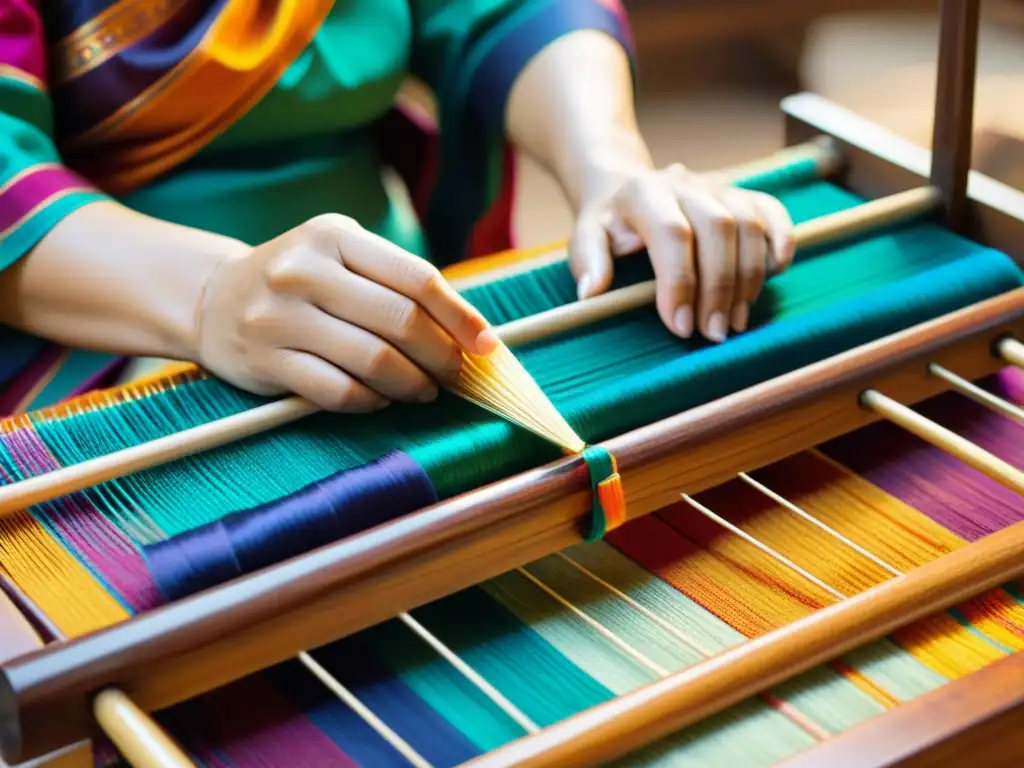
[0,427,164,611]
[67,355,129,398]
[0,343,64,417]
[822,371,1024,541]
[189,677,360,768]
[0,165,92,233]
[0,0,47,81]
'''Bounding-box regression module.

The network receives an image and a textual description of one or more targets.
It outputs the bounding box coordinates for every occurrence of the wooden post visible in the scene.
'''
[929,0,982,229]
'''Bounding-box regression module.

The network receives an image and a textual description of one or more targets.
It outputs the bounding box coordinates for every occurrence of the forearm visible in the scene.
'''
[505,29,650,211]
[0,200,246,361]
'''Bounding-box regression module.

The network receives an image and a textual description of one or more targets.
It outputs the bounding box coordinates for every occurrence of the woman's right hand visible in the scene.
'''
[196,214,499,412]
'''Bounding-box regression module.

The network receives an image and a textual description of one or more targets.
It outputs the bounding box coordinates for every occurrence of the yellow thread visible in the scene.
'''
[0,511,128,637]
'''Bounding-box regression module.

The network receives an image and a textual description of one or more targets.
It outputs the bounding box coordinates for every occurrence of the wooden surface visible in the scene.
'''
[929,0,981,228]
[93,691,194,768]
[462,521,1024,767]
[626,0,936,50]
[782,94,1024,265]
[1,286,1021,764]
[0,582,93,768]
[776,651,1024,768]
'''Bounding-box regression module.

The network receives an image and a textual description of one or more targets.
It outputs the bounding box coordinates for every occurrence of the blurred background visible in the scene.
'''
[512,1,1024,247]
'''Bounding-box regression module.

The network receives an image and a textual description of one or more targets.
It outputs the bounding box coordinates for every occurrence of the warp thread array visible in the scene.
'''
[0,159,1022,766]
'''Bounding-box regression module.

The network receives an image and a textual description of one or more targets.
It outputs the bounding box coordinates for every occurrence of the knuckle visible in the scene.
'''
[263,250,308,290]
[708,212,737,239]
[321,380,357,412]
[676,270,697,293]
[704,269,737,297]
[240,301,278,335]
[617,176,647,201]
[362,343,396,379]
[388,298,422,341]
[664,218,694,244]
[741,257,766,283]
[304,213,361,254]
[738,214,767,239]
[409,263,445,299]
[306,213,358,236]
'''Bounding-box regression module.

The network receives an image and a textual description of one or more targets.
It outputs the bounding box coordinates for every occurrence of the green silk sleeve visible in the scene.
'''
[405,0,635,264]
[0,3,110,271]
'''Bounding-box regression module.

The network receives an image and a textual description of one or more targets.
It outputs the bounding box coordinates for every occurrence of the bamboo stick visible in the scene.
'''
[0,188,939,519]
[860,389,1024,494]
[928,362,1024,425]
[499,186,939,347]
[94,690,196,768]
[460,515,1024,768]
[998,336,1024,368]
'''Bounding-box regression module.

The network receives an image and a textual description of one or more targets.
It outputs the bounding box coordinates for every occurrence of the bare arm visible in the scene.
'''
[505,30,795,342]
[0,201,242,362]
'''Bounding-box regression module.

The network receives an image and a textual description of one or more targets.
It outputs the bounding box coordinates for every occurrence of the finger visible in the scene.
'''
[672,187,737,343]
[274,350,390,413]
[284,305,438,403]
[314,217,497,355]
[568,214,615,299]
[275,258,463,380]
[749,191,796,274]
[715,188,767,332]
[613,178,697,338]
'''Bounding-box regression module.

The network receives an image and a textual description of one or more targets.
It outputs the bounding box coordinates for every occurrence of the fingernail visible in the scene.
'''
[369,397,391,411]
[475,328,499,355]
[416,386,439,403]
[707,311,729,343]
[577,273,593,300]
[731,302,749,332]
[673,306,694,338]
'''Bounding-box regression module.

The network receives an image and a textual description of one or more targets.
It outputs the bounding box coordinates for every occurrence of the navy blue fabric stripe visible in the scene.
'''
[42,0,121,42]
[265,636,481,767]
[52,0,225,140]
[0,329,48,391]
[469,0,635,126]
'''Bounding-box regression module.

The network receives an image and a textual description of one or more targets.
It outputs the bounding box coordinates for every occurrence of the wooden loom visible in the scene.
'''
[2,0,1024,765]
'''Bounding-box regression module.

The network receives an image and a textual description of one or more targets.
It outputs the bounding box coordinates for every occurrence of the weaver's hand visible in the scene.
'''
[196,214,498,412]
[570,164,796,342]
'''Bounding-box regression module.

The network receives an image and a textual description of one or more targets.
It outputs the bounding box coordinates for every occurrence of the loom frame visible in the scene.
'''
[5,0,1024,762]
[1,197,1023,765]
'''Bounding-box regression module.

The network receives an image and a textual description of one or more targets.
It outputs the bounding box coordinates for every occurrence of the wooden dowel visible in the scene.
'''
[459,517,1024,768]
[860,389,1024,494]
[2,288,1019,764]
[0,188,939,520]
[998,336,1024,368]
[499,187,939,347]
[1,580,170,768]
[447,139,843,292]
[928,362,1024,426]
[94,690,195,768]
[929,0,981,229]
[0,585,44,666]
[0,574,62,647]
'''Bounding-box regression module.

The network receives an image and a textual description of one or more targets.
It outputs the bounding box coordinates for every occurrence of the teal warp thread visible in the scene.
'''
[580,445,616,543]
[7,177,1023,554]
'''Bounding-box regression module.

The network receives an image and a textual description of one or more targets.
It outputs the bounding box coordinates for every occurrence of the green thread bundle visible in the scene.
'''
[3,175,1021,551]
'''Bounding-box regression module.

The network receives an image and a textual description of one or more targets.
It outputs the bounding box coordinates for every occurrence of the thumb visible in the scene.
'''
[569,215,615,300]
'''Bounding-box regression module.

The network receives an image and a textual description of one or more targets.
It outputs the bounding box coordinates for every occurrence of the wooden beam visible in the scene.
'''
[929,0,982,229]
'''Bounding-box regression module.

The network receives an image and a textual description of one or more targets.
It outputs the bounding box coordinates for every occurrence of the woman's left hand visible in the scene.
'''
[569,163,796,343]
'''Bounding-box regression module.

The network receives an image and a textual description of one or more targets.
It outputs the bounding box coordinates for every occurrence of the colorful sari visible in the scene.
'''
[0,0,634,414]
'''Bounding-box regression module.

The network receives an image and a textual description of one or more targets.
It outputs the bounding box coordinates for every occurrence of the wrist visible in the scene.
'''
[556,127,655,212]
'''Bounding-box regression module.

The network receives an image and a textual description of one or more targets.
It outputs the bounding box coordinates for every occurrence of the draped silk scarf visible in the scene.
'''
[48,0,336,195]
